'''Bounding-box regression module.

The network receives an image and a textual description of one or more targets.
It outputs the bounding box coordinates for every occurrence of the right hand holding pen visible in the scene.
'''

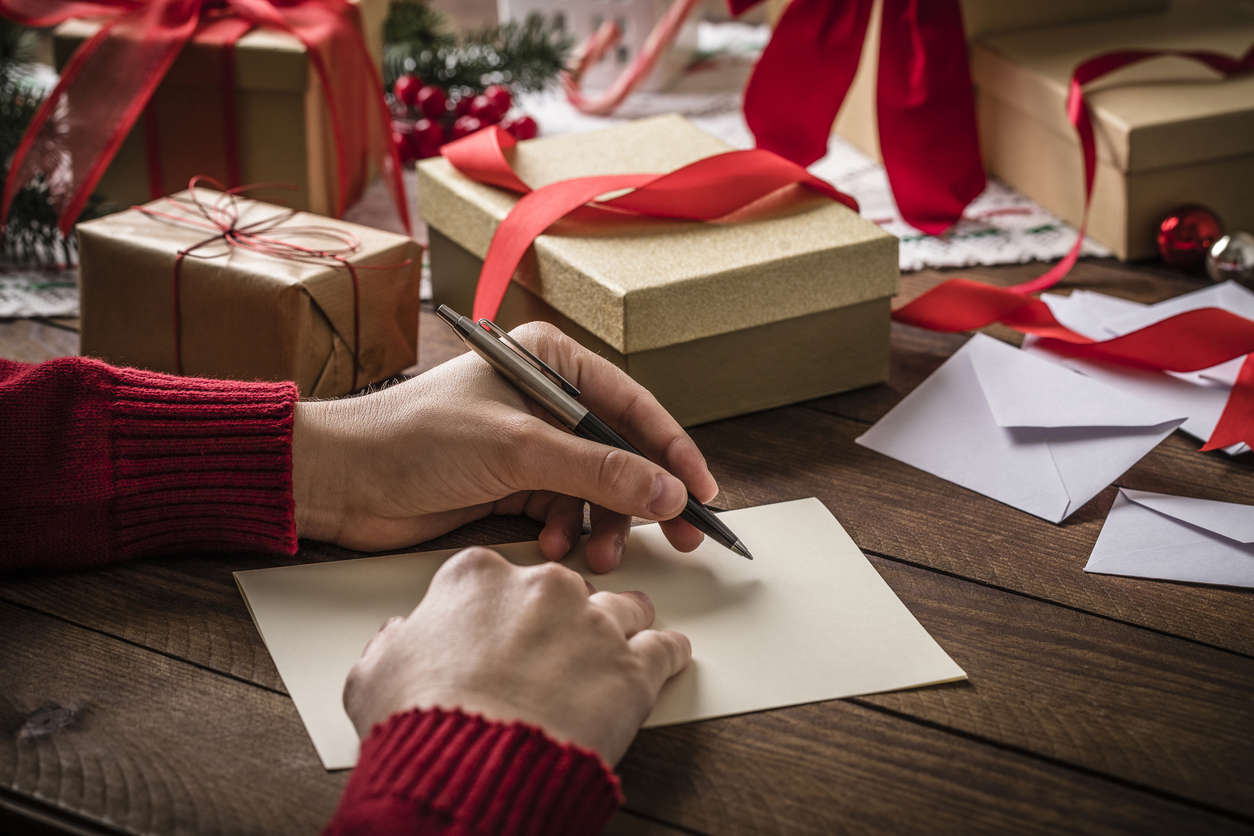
[292,321,719,571]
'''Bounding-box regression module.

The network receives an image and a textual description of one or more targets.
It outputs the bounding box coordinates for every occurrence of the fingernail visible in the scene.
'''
[649,474,685,517]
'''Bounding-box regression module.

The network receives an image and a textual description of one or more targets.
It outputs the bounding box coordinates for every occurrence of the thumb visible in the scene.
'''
[512,421,688,520]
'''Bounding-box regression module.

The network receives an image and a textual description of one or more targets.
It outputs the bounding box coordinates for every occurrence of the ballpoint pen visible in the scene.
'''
[436,304,754,560]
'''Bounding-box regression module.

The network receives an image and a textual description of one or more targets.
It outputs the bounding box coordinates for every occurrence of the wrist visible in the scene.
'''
[292,400,349,543]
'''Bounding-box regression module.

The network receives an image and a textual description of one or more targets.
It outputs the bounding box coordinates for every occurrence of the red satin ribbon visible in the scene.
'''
[441,126,858,323]
[444,39,1254,450]
[0,0,409,237]
[893,43,1254,450]
[736,0,985,235]
[136,176,404,391]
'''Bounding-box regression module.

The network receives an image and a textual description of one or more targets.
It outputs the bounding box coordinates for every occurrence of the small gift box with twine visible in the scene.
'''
[417,114,898,427]
[77,182,420,397]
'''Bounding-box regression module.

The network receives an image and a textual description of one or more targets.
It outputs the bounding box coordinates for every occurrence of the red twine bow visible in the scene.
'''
[137,176,385,391]
[0,0,409,237]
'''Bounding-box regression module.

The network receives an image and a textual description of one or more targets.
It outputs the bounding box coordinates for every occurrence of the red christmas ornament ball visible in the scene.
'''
[415,85,448,119]
[468,94,505,125]
[451,115,484,140]
[1157,205,1224,272]
[483,83,512,114]
[502,114,538,141]
[393,74,422,109]
[409,118,445,159]
[452,95,475,117]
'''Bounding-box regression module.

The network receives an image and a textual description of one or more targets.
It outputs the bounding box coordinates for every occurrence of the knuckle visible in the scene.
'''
[510,320,560,353]
[596,448,638,497]
[446,546,503,575]
[527,560,582,593]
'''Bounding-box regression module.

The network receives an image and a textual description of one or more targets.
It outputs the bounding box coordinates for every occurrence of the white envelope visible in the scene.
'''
[856,334,1185,523]
[1022,292,1248,456]
[1086,489,1254,588]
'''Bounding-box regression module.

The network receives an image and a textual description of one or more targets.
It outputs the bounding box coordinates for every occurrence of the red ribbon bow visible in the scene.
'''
[734,0,986,235]
[0,0,409,237]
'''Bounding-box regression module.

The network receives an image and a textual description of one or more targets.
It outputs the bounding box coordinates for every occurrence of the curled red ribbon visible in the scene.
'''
[137,176,400,391]
[0,0,409,237]
[441,126,858,323]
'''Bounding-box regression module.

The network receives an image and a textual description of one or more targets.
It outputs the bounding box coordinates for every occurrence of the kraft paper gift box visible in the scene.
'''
[416,114,898,427]
[970,6,1254,259]
[53,0,387,217]
[77,190,420,398]
[824,0,1168,167]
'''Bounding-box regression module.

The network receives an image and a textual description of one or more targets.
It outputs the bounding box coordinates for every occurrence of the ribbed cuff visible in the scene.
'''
[106,365,298,559]
[329,707,623,836]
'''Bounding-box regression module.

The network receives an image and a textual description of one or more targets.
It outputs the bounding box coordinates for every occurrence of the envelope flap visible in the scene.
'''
[967,335,1179,429]
[1122,489,1254,544]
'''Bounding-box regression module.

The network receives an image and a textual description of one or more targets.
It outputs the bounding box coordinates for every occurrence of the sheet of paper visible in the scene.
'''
[1022,292,1247,456]
[1086,489,1254,588]
[236,498,966,770]
[856,334,1184,523]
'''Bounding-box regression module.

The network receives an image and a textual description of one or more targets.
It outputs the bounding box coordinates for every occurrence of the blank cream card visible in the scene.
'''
[236,498,966,770]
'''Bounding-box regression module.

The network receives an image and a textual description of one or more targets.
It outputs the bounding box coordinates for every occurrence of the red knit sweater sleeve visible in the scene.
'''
[0,356,297,569]
[323,707,623,836]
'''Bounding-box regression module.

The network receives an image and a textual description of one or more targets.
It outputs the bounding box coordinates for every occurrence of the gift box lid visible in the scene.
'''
[971,6,1254,174]
[53,0,385,94]
[416,115,897,354]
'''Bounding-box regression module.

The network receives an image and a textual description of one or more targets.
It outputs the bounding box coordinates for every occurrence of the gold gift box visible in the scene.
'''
[416,115,898,426]
[971,6,1254,259]
[77,190,420,398]
[53,0,387,217]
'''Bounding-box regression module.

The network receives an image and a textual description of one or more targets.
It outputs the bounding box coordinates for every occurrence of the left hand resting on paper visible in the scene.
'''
[291,321,718,572]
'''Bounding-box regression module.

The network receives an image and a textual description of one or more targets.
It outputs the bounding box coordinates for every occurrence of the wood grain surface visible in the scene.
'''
[2,257,1252,835]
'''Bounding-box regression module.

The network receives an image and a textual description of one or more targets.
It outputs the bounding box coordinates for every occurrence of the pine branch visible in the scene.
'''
[383,7,573,96]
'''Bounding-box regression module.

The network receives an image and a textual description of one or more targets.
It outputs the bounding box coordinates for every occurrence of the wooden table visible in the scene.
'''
[2,260,1252,835]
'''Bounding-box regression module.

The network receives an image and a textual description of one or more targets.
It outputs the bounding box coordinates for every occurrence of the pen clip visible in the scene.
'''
[479,318,581,398]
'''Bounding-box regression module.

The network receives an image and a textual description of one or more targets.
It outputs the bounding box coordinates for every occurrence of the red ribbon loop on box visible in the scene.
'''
[0,0,410,237]
[736,0,985,235]
[440,126,859,323]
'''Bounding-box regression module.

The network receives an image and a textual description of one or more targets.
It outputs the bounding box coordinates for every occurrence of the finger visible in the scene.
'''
[511,322,719,504]
[628,629,692,693]
[588,590,654,638]
[539,494,584,561]
[659,517,705,553]
[585,504,631,573]
[508,420,689,522]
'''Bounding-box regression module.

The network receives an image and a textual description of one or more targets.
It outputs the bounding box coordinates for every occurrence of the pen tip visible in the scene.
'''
[731,540,754,560]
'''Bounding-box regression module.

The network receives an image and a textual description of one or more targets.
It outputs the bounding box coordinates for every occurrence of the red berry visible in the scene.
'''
[483,83,512,113]
[391,127,414,164]
[410,118,445,159]
[415,85,448,119]
[502,114,538,141]
[393,74,422,109]
[468,94,504,126]
[451,115,484,140]
[452,95,475,117]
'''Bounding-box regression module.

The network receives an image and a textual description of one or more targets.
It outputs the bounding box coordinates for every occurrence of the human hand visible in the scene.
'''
[342,547,691,766]
[292,321,718,571]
